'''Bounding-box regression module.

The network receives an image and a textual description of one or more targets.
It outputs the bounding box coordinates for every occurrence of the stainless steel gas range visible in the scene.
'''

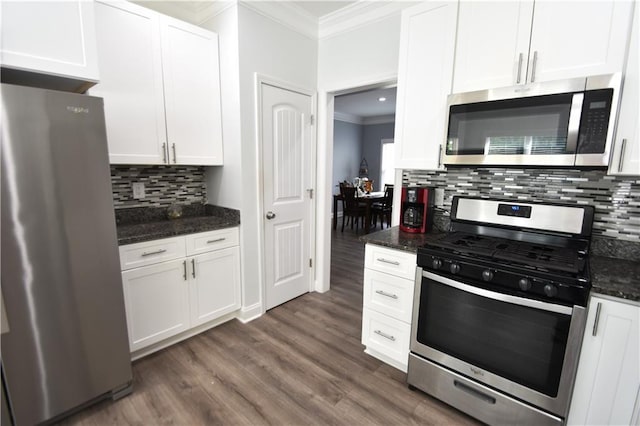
[408,196,595,425]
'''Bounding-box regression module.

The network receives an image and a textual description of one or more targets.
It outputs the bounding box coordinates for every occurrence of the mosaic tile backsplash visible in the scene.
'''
[404,168,640,242]
[111,166,206,209]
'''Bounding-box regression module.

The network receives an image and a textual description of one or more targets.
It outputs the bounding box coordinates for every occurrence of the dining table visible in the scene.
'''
[333,191,385,234]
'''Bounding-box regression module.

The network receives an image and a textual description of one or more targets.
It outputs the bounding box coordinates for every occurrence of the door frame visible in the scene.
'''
[316,74,398,294]
[255,73,317,314]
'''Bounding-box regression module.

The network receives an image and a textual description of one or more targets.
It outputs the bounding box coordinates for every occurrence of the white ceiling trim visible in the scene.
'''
[334,111,363,124]
[318,1,414,40]
[362,114,395,125]
[239,1,318,40]
[196,1,237,24]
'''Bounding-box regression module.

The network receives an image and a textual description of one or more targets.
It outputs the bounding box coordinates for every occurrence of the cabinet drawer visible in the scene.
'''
[119,236,186,270]
[185,227,239,256]
[363,269,415,323]
[362,309,411,366]
[365,244,417,280]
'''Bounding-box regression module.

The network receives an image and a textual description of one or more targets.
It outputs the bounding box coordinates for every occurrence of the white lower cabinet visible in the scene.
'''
[121,258,191,351]
[362,244,417,372]
[119,228,241,355]
[568,295,640,425]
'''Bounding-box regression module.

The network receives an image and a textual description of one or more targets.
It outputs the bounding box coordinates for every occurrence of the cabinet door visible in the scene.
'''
[121,259,190,352]
[189,247,241,327]
[528,1,634,83]
[568,296,640,425]
[610,3,639,176]
[90,1,167,164]
[453,1,533,93]
[394,1,457,170]
[0,1,99,85]
[161,16,223,166]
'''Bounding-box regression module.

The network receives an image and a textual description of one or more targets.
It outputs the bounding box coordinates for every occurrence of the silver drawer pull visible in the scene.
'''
[374,330,396,342]
[207,238,226,244]
[376,258,400,266]
[141,249,167,257]
[375,290,398,300]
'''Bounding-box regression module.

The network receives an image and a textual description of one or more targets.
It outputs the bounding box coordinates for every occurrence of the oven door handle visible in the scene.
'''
[422,271,573,315]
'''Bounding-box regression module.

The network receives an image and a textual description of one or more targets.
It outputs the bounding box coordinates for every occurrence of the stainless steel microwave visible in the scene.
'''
[443,73,622,167]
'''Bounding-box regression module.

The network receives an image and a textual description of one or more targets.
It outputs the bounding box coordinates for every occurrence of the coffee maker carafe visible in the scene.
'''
[400,187,434,233]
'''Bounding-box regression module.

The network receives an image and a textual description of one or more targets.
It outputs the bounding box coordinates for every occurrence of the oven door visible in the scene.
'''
[410,269,587,417]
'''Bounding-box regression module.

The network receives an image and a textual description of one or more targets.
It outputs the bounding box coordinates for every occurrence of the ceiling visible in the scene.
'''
[334,87,396,119]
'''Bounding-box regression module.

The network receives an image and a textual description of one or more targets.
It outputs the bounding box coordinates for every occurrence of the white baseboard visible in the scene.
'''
[237,302,262,323]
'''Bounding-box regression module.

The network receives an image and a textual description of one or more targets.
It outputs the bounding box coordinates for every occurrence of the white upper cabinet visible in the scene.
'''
[90,1,223,165]
[529,1,633,83]
[161,17,224,165]
[609,2,639,176]
[394,1,458,170]
[453,1,634,93]
[0,1,99,90]
[453,1,533,93]
[90,1,167,164]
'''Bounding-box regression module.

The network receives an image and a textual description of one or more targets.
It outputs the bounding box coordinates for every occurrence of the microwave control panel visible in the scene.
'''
[577,89,614,153]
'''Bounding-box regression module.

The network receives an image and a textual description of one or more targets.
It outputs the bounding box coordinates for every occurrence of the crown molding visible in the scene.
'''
[238,1,318,40]
[196,0,237,24]
[319,1,416,40]
[334,111,363,125]
[362,114,395,125]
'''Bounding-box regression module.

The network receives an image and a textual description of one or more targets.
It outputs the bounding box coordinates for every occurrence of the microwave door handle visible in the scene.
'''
[566,93,584,153]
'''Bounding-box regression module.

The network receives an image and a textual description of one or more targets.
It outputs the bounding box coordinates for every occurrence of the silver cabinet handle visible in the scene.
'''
[141,249,167,257]
[374,330,396,342]
[207,238,226,244]
[530,51,538,82]
[183,260,187,281]
[191,258,196,278]
[375,290,399,299]
[266,211,276,220]
[516,52,524,84]
[592,302,603,336]
[162,143,167,164]
[618,138,627,173]
[376,258,400,266]
[172,143,177,164]
[437,144,443,168]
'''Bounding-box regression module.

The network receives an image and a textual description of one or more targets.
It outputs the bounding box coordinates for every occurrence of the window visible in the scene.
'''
[380,139,395,186]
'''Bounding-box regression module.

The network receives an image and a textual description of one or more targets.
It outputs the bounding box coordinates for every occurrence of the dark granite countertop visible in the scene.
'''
[116,204,240,245]
[360,226,640,302]
[359,226,447,253]
[590,256,640,302]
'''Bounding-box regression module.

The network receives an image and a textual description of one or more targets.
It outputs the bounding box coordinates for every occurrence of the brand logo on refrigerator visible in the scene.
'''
[66,106,89,114]
[470,366,485,376]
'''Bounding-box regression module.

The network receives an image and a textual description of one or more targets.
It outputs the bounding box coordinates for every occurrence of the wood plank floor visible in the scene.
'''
[63,230,480,425]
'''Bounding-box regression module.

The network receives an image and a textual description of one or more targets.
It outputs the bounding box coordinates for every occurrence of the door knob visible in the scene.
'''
[266,211,276,220]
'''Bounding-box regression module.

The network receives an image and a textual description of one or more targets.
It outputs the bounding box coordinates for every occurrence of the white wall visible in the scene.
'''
[318,14,401,91]
[237,4,318,309]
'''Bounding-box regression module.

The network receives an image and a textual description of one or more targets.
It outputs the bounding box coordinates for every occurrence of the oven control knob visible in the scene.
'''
[544,284,558,298]
[432,259,442,270]
[482,270,494,282]
[518,278,532,291]
[450,263,461,274]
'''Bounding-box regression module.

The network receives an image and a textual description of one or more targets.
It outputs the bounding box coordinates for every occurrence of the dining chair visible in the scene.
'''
[340,186,367,232]
[371,184,394,229]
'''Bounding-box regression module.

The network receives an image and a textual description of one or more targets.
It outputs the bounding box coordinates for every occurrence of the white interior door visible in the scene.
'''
[262,83,313,310]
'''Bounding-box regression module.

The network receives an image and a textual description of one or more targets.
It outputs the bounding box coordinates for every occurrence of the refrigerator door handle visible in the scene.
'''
[1,291,9,335]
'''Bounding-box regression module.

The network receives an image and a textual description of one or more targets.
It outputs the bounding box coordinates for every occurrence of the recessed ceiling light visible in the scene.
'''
[378,97,387,102]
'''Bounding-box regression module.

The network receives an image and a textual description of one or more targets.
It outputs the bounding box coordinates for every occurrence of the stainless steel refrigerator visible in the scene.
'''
[1,83,132,424]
